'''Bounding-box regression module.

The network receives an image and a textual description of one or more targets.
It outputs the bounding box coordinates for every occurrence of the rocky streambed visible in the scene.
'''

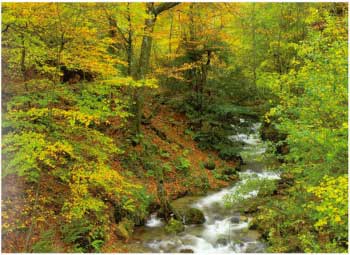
[128,121,281,253]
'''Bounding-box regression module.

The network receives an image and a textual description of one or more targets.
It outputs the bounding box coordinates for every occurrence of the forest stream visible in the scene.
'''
[131,121,280,253]
[2,3,347,253]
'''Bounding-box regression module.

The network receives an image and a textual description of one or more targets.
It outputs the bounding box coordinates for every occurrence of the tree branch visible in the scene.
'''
[153,3,180,16]
[2,23,11,33]
[102,6,129,45]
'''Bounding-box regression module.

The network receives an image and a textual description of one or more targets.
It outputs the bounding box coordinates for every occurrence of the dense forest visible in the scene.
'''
[1,2,348,253]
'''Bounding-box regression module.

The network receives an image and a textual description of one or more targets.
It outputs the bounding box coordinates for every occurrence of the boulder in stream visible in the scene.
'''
[216,238,228,246]
[165,218,185,234]
[230,216,240,224]
[182,208,206,225]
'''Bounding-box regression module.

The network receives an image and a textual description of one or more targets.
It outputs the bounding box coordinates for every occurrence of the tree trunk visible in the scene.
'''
[134,3,179,222]
[251,3,257,90]
[133,2,179,135]
[126,3,133,76]
[20,34,29,92]
[133,4,156,134]
[156,170,172,221]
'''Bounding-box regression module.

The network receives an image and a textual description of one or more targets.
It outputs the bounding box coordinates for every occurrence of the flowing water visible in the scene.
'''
[133,120,280,253]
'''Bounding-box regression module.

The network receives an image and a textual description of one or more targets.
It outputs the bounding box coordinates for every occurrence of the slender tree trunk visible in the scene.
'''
[20,33,29,92]
[126,3,133,76]
[24,180,41,252]
[251,3,257,90]
[168,11,173,58]
[134,3,179,221]
[156,169,171,221]
[134,2,179,135]
[133,4,156,134]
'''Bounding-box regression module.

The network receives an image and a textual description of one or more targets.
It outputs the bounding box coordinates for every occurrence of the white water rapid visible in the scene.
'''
[143,121,280,253]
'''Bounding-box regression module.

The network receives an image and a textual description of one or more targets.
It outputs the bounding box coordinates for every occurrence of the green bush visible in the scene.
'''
[60,219,104,252]
[192,172,210,194]
[175,157,191,175]
[212,170,229,181]
[32,230,57,252]
[224,177,277,207]
[216,145,242,162]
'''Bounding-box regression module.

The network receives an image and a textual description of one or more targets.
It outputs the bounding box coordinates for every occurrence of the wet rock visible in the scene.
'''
[179,248,194,253]
[216,238,228,246]
[245,243,262,253]
[182,208,205,225]
[240,236,254,243]
[230,216,240,224]
[213,215,221,221]
[165,218,185,234]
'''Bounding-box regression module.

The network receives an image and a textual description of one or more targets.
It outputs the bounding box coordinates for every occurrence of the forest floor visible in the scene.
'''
[2,99,239,253]
[102,103,239,252]
[140,104,235,198]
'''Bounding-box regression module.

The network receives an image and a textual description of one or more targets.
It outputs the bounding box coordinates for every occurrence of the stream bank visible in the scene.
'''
[119,120,281,253]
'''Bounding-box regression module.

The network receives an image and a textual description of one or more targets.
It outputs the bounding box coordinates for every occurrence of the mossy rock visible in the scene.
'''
[115,218,134,240]
[216,237,228,246]
[204,161,216,170]
[165,218,184,234]
[182,208,205,225]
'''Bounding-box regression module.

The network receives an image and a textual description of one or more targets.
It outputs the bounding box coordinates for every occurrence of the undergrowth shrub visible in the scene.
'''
[2,81,151,250]
[31,229,57,253]
[175,157,191,175]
